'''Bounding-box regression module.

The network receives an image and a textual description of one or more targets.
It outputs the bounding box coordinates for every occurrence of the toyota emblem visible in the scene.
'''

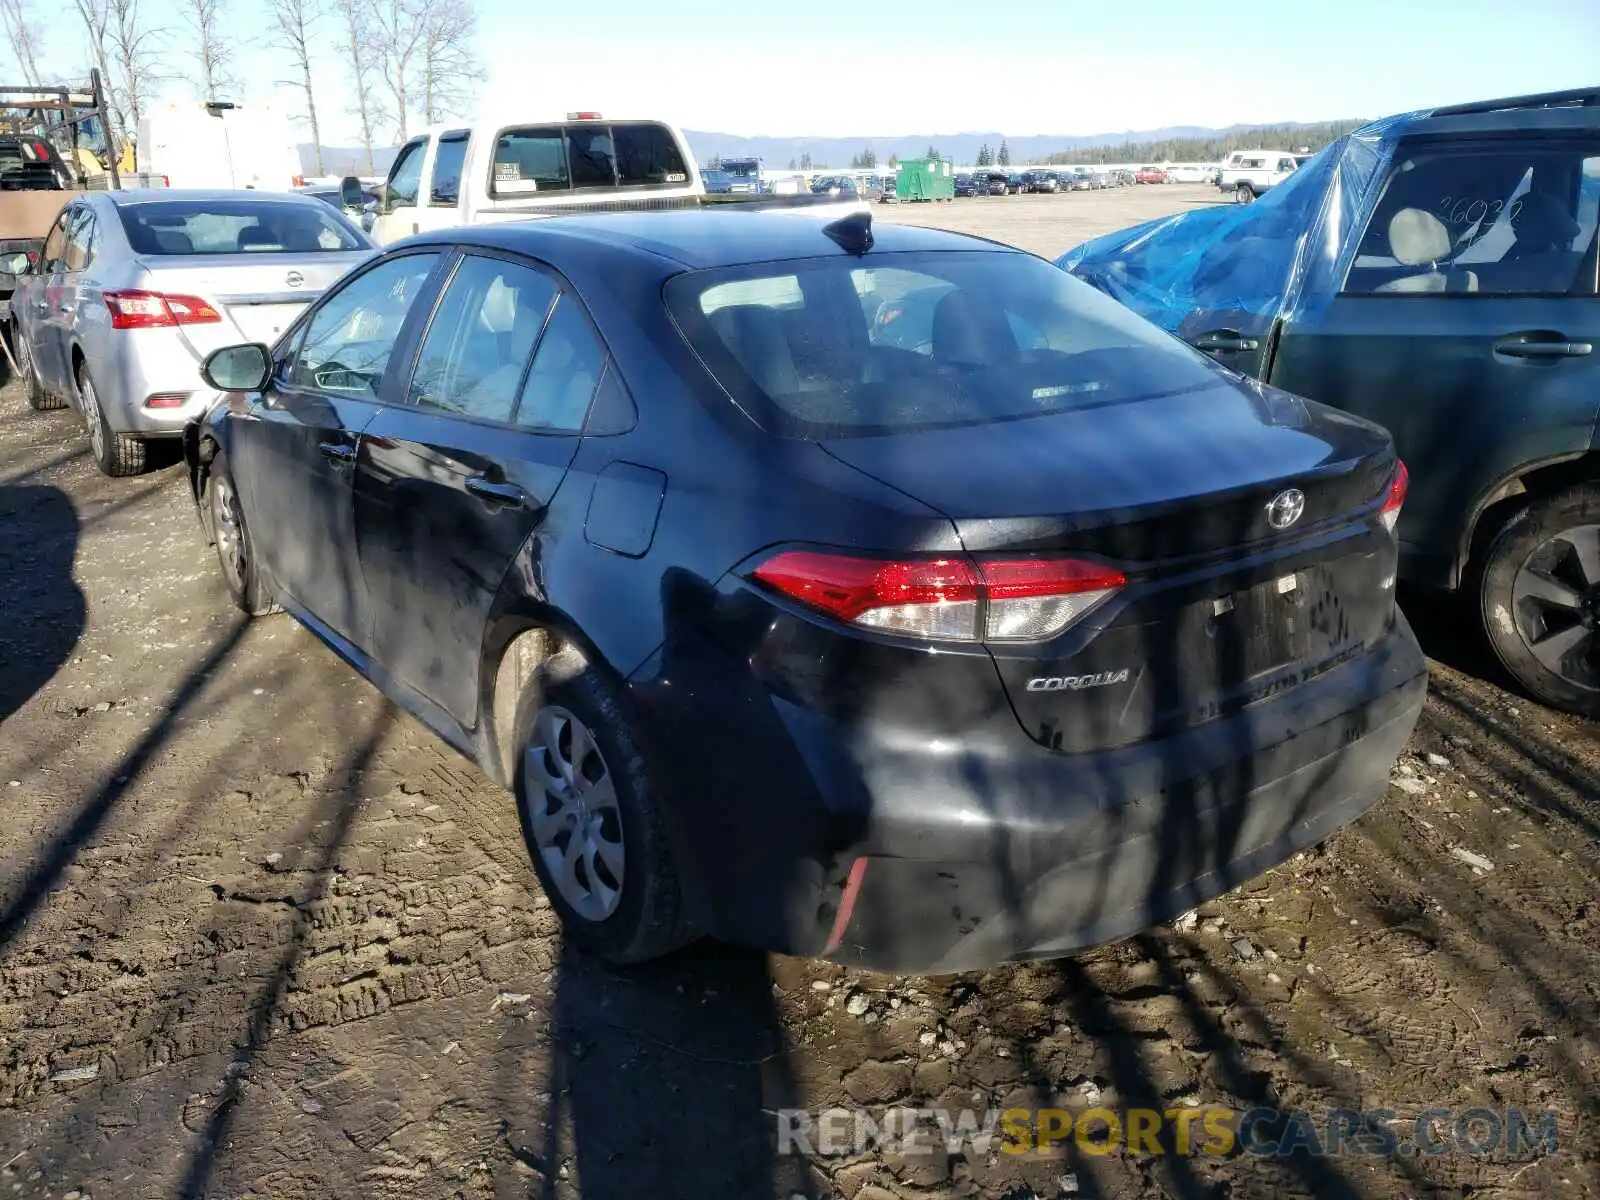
[1266,488,1306,530]
[285,270,304,288]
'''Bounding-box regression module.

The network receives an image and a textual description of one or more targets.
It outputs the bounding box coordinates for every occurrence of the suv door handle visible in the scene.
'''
[1493,335,1592,360]
[1192,330,1260,353]
[464,476,527,507]
[318,441,356,463]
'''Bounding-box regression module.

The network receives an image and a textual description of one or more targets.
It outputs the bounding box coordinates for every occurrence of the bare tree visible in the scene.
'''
[267,0,326,175]
[70,0,122,152]
[418,0,474,126]
[0,0,45,87]
[364,0,425,143]
[180,0,236,101]
[333,0,380,172]
[105,0,163,146]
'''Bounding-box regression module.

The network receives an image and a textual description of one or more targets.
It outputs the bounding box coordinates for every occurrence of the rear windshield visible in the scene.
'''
[118,200,365,256]
[666,250,1222,438]
[490,122,691,197]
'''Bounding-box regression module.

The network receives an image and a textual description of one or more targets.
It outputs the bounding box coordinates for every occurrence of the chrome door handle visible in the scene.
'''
[318,441,356,463]
[1193,330,1260,353]
[464,476,527,507]
[1493,337,1592,360]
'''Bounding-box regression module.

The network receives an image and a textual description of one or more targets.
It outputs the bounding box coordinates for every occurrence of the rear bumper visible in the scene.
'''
[803,618,1425,973]
[87,330,218,437]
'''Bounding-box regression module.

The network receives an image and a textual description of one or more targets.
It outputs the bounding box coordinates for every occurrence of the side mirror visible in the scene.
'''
[339,175,364,209]
[0,251,31,275]
[201,343,272,392]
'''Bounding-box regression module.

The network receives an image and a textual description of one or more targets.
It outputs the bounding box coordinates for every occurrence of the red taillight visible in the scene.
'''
[292,174,306,187]
[143,392,189,409]
[1380,459,1408,533]
[102,290,222,330]
[750,550,1126,643]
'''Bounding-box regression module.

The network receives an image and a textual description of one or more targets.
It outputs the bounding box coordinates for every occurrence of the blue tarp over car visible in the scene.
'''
[1056,111,1423,333]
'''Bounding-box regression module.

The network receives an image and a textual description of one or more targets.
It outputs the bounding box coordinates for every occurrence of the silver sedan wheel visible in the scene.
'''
[79,372,106,462]
[523,705,625,921]
[15,328,32,381]
[210,474,248,595]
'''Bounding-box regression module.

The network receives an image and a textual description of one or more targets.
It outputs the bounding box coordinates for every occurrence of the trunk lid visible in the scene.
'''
[134,250,371,352]
[821,378,1400,751]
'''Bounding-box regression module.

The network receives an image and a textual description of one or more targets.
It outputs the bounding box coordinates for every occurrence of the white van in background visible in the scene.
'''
[137,101,303,191]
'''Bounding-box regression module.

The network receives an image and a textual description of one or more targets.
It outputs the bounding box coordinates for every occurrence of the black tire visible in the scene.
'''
[203,447,280,617]
[512,652,691,963]
[1235,183,1255,204]
[77,360,146,476]
[14,325,60,411]
[1478,484,1600,718]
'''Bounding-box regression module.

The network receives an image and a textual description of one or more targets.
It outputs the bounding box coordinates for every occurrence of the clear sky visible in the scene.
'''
[22,0,1600,145]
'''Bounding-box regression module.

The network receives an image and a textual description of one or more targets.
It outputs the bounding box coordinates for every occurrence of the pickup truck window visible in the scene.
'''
[430,132,470,207]
[386,138,426,209]
[490,122,691,197]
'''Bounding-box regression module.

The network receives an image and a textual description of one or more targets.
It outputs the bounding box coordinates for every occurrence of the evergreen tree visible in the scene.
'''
[976,144,993,167]
[925,144,940,162]
[997,140,1011,167]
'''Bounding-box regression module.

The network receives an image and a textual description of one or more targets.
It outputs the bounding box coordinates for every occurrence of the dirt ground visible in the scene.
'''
[0,186,1597,1200]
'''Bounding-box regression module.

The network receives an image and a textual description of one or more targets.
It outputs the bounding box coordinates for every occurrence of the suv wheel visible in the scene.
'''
[1479,485,1600,717]
[512,653,692,963]
[77,362,146,476]
[1234,183,1255,204]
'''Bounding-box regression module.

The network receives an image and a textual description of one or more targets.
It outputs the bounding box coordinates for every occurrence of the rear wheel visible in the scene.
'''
[512,653,691,963]
[205,447,280,617]
[77,362,146,476]
[14,326,58,411]
[1479,485,1600,717]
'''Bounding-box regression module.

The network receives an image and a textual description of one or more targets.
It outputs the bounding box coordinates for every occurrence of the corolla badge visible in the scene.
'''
[1266,488,1306,530]
[285,270,304,288]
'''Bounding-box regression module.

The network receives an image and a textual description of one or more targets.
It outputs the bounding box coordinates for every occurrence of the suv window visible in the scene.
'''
[409,254,557,423]
[430,133,470,207]
[385,138,426,210]
[64,208,95,271]
[515,294,606,432]
[291,252,440,397]
[1344,141,1600,296]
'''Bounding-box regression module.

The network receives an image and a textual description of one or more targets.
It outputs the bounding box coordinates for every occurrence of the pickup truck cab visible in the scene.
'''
[1218,149,1299,203]
[370,115,865,246]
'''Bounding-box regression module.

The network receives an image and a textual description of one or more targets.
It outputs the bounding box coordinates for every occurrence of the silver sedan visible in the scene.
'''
[11,189,374,475]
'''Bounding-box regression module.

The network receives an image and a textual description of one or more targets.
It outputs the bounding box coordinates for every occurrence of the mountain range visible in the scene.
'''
[299,120,1345,177]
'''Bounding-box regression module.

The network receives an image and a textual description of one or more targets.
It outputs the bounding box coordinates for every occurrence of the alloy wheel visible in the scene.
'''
[523,705,625,921]
[79,373,106,462]
[211,474,248,594]
[15,330,31,381]
[1511,523,1600,693]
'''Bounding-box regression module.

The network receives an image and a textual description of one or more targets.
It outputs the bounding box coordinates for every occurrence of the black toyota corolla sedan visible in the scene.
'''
[184,210,1425,973]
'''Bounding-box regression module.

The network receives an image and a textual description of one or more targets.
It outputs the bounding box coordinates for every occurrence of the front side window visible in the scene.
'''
[290,252,440,397]
[1344,141,1600,297]
[668,250,1223,439]
[118,200,364,255]
[385,138,426,210]
[430,133,470,206]
[408,255,557,423]
[40,212,68,272]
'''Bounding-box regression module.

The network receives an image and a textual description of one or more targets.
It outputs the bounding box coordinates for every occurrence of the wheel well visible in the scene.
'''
[483,625,590,787]
[70,343,84,376]
[1460,452,1600,586]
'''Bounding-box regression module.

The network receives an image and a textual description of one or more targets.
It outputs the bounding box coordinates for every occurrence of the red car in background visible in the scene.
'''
[1134,166,1169,184]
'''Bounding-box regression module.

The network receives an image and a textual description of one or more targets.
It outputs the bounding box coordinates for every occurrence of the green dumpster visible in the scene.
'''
[895,156,955,202]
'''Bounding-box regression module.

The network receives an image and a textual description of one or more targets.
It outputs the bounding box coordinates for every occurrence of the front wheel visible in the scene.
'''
[1479,485,1600,717]
[513,654,692,963]
[205,448,280,617]
[1234,183,1255,204]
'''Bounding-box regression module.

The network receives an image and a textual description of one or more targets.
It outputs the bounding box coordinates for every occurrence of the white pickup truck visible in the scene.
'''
[1215,149,1300,204]
[367,114,869,246]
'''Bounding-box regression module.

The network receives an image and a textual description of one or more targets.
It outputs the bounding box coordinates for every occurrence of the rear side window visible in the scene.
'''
[64,208,95,270]
[490,122,690,197]
[430,133,470,206]
[515,295,606,432]
[408,255,557,424]
[668,250,1222,439]
[1344,141,1600,297]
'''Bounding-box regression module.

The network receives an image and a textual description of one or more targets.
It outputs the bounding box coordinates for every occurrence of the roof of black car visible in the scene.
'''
[416,209,1013,270]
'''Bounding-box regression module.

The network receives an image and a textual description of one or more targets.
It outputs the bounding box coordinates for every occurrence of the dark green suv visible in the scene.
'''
[1061,88,1600,716]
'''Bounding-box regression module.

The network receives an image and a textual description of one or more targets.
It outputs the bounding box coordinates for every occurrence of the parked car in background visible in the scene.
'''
[1218,150,1299,203]
[953,173,980,197]
[810,175,860,198]
[183,208,1423,972]
[700,168,733,194]
[1007,172,1028,194]
[1090,171,1114,189]
[1068,167,1094,191]
[1027,170,1062,193]
[1062,86,1600,715]
[11,189,373,475]
[982,171,1011,196]
[1135,166,1168,184]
